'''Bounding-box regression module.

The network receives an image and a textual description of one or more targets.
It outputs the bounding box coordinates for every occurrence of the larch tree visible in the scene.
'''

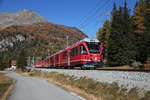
[97,20,111,59]
[97,28,104,41]
[133,0,147,62]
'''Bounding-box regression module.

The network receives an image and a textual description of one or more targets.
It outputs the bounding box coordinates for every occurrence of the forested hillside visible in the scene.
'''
[97,0,150,66]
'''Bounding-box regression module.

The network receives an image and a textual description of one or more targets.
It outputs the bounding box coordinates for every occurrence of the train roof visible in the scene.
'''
[80,38,100,43]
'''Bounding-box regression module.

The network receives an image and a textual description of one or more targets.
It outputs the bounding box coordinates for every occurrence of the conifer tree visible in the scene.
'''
[2,55,11,68]
[107,3,125,66]
[107,1,133,66]
[0,53,4,70]
[144,0,150,58]
[133,0,147,62]
[0,53,11,70]
[16,49,27,71]
[123,1,136,62]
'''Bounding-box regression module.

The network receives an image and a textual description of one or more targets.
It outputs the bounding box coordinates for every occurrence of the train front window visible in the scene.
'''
[80,45,87,55]
[86,42,100,53]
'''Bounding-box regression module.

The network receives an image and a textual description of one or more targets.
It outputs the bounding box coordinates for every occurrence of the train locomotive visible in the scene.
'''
[35,38,104,69]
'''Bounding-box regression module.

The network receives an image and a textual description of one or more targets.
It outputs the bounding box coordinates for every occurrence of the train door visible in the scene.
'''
[70,46,80,66]
[79,44,88,64]
[50,58,52,67]
[55,55,59,67]
[53,56,55,67]
[61,51,67,66]
[68,50,70,66]
[58,54,61,67]
[46,58,50,68]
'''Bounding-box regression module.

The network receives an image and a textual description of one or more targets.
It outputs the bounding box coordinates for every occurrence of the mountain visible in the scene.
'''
[0,9,49,29]
[0,10,87,59]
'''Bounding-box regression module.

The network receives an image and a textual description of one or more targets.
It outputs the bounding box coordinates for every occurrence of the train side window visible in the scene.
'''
[50,58,53,63]
[62,51,67,59]
[55,55,58,61]
[46,58,49,62]
[75,47,78,56]
[71,47,78,56]
[80,45,87,55]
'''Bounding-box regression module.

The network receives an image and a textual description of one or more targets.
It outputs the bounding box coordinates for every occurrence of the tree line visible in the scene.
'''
[0,49,27,71]
[97,0,150,66]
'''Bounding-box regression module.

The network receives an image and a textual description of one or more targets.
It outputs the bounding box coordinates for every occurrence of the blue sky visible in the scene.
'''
[0,0,138,38]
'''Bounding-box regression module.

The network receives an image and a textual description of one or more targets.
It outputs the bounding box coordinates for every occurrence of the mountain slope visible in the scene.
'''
[0,10,87,59]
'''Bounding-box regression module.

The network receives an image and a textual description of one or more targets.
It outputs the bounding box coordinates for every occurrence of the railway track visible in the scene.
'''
[97,68,150,72]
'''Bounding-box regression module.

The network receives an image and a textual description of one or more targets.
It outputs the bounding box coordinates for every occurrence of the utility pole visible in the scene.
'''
[31,56,35,67]
[66,36,69,48]
[66,36,70,66]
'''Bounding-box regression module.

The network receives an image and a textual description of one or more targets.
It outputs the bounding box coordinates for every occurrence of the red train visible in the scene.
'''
[35,38,104,69]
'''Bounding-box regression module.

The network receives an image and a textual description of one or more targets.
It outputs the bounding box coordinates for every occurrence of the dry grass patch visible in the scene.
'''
[28,70,150,100]
[0,72,14,99]
[99,65,134,70]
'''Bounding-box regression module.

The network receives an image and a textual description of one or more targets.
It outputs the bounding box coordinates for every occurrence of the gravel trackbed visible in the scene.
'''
[39,69,150,91]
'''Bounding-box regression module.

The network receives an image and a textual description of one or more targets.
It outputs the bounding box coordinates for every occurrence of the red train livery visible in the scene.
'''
[35,38,104,69]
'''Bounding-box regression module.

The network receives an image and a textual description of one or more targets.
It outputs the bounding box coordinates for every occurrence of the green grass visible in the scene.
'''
[28,70,150,100]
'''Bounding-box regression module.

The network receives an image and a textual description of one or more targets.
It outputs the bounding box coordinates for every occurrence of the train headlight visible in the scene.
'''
[94,57,97,60]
